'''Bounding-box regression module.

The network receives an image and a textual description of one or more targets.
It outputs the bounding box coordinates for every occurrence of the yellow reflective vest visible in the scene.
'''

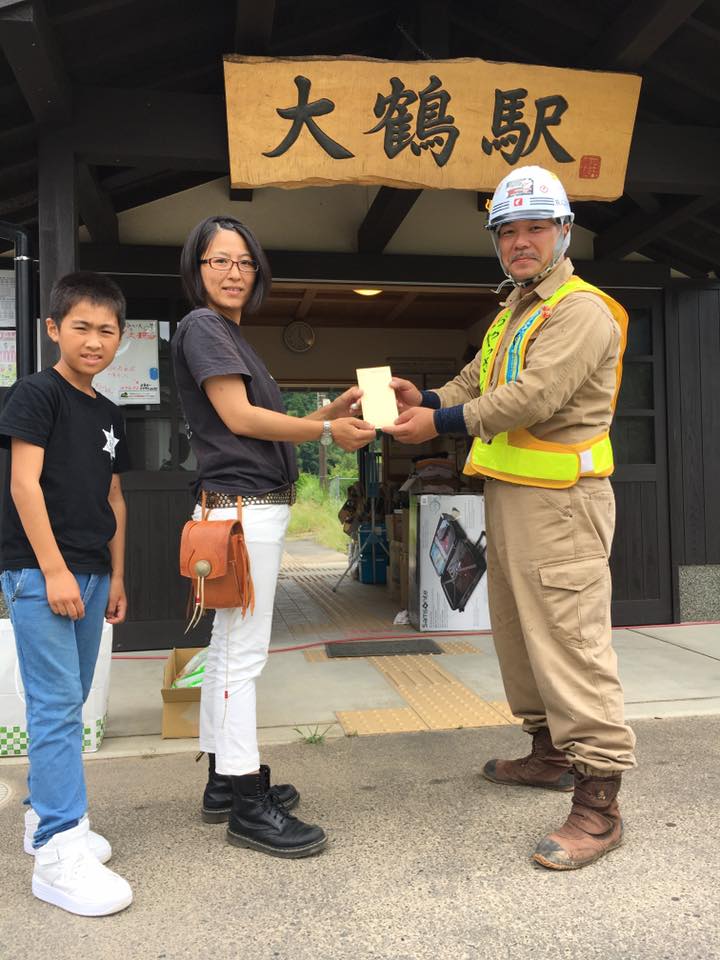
[463,276,628,489]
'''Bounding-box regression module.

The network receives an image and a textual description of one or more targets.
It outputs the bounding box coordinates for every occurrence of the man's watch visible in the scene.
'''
[320,420,333,446]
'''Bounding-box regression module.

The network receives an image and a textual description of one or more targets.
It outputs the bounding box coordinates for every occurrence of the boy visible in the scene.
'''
[0,272,133,916]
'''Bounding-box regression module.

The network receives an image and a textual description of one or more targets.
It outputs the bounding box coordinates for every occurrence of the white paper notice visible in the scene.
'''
[93,319,160,405]
[356,365,399,429]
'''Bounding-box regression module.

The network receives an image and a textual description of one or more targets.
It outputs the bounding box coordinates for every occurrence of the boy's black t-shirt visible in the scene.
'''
[0,367,130,573]
[172,308,298,497]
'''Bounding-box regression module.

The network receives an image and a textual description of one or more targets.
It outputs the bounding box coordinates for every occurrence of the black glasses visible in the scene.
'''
[199,256,259,273]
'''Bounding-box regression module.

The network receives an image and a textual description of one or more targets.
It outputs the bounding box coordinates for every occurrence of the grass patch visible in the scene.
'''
[288,474,352,554]
[294,724,335,744]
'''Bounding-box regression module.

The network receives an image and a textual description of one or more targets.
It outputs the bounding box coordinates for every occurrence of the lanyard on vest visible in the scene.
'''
[465,275,628,489]
[480,276,600,395]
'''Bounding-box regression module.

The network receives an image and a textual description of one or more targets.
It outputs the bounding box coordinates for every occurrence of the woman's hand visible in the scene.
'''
[324,386,364,420]
[330,417,377,451]
[389,377,423,412]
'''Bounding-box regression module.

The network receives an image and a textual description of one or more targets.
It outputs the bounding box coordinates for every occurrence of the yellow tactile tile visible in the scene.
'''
[436,640,482,655]
[487,701,523,725]
[303,647,328,662]
[336,707,428,736]
[367,654,453,688]
[369,655,513,730]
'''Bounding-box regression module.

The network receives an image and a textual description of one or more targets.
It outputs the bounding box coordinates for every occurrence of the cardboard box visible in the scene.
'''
[161,647,204,739]
[1,620,112,756]
[408,494,490,632]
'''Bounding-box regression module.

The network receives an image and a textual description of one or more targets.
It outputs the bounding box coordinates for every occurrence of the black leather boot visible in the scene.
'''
[202,755,299,823]
[226,769,327,859]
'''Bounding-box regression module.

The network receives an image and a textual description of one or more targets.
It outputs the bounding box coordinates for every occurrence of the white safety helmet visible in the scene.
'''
[486,165,575,288]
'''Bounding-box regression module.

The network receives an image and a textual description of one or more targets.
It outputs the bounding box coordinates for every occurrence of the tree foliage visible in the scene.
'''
[282,389,359,477]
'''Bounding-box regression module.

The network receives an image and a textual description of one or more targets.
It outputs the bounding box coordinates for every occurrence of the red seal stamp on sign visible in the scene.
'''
[579,155,601,179]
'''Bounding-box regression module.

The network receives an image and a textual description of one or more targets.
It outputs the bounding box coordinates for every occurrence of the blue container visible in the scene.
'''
[358,523,388,585]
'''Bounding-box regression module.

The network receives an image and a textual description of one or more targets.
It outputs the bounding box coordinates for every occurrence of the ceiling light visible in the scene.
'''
[353,288,383,297]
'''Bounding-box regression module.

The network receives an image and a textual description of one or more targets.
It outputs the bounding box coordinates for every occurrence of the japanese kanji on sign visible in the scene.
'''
[224,56,641,201]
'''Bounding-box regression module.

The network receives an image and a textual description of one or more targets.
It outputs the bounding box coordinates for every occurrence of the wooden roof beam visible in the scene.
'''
[589,0,704,68]
[0,0,70,123]
[234,1,275,54]
[357,187,422,255]
[77,161,118,244]
[384,292,417,325]
[295,288,317,321]
[594,194,720,260]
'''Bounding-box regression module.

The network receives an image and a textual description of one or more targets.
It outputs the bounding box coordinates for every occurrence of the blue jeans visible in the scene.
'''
[0,568,109,847]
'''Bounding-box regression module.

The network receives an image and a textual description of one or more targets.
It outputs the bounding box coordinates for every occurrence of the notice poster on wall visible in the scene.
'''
[0,271,15,327]
[0,329,16,386]
[94,319,160,405]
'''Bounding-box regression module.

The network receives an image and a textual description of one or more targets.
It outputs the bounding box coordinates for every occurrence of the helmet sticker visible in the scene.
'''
[506,178,533,197]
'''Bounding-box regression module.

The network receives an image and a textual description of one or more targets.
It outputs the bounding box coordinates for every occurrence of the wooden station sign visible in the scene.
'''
[224,56,641,201]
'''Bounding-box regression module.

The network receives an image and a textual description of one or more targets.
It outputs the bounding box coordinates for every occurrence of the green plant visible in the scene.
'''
[294,723,334,744]
[287,472,352,553]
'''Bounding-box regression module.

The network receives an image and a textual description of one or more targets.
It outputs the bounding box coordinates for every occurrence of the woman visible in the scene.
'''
[172,215,375,859]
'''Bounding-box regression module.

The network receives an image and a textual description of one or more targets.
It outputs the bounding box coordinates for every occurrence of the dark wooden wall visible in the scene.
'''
[666,283,720,608]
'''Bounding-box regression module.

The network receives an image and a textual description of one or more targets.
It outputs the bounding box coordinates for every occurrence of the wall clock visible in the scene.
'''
[283,320,316,353]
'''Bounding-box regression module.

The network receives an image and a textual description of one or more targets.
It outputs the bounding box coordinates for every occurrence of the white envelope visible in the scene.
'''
[356,365,399,429]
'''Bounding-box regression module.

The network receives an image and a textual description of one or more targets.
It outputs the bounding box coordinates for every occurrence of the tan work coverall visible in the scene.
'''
[434,257,636,774]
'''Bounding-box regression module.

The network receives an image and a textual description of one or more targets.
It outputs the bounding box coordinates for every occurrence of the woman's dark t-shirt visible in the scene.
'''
[171,308,298,497]
[0,367,130,573]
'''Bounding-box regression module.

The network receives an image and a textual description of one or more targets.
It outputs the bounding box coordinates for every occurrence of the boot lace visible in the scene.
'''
[261,791,297,828]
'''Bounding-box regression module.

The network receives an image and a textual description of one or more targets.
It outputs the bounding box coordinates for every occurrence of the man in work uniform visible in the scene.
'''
[385,164,636,870]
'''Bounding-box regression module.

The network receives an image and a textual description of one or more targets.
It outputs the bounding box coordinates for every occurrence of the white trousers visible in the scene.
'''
[192,503,290,776]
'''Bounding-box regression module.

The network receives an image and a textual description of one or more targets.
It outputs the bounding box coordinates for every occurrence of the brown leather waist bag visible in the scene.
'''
[179,493,255,631]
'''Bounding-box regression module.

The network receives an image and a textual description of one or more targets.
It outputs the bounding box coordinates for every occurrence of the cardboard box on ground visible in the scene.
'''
[0,621,112,755]
[161,647,204,738]
[409,494,490,632]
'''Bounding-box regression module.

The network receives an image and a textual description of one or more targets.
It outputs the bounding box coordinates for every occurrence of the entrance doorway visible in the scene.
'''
[110,281,673,650]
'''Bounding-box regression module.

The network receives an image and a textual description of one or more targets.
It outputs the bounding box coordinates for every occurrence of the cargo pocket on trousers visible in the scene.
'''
[538,556,609,648]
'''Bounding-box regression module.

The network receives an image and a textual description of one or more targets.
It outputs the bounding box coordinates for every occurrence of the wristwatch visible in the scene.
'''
[320,420,333,446]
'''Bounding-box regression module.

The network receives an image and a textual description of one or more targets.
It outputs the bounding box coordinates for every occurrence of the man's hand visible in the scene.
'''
[45,568,85,620]
[389,377,422,412]
[106,575,127,625]
[330,417,377,451]
[325,386,364,420]
[383,407,438,445]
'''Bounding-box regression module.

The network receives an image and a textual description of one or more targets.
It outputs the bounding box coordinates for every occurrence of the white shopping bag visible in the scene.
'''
[0,620,113,756]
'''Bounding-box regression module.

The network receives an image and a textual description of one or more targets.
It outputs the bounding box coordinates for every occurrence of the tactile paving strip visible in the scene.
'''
[486,701,523,725]
[303,647,328,662]
[336,707,427,736]
[332,655,516,735]
[369,655,513,730]
[435,640,482,655]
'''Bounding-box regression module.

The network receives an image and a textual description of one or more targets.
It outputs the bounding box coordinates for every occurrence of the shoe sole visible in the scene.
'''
[481,771,574,792]
[202,793,300,823]
[532,836,624,871]
[226,828,327,859]
[32,877,133,916]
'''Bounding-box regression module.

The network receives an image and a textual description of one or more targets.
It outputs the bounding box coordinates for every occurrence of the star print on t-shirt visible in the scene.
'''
[102,425,119,460]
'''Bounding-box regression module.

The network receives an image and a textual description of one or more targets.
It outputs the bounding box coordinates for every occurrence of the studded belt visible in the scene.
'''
[200,485,296,510]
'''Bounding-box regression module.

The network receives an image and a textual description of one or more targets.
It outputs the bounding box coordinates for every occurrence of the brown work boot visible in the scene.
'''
[532,769,623,870]
[482,727,574,791]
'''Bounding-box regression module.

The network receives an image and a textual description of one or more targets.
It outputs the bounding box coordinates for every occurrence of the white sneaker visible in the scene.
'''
[32,819,132,917]
[24,808,112,863]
